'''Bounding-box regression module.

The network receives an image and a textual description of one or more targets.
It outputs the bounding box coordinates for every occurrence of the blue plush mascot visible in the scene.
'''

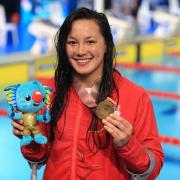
[4,81,52,147]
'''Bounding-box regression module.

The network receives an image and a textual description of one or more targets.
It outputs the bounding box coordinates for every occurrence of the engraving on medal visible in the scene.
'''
[95,98,115,119]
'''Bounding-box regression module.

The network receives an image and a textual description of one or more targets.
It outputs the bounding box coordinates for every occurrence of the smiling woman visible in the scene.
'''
[66,19,106,80]
[11,7,163,180]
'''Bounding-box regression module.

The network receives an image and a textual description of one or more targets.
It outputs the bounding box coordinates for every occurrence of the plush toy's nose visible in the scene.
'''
[32,90,43,103]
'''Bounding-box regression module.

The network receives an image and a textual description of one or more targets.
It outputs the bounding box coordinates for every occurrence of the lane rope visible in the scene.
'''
[116,62,180,73]
[147,90,180,100]
[116,63,180,99]
[160,136,180,146]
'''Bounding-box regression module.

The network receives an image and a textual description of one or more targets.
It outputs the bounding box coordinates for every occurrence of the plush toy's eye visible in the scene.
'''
[26,95,31,101]
[43,97,45,102]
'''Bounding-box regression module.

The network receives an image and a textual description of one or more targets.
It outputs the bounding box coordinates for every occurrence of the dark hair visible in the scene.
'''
[50,7,118,152]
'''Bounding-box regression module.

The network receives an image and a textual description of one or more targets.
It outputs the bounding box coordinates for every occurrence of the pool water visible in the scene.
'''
[0,68,180,179]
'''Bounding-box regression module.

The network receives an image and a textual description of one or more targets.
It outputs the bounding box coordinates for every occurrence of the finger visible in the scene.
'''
[12,119,24,125]
[103,118,132,141]
[104,125,113,134]
[16,119,24,124]
[107,116,133,137]
[103,122,131,147]
[11,120,24,131]
[109,114,132,129]
[105,116,128,132]
[13,129,23,139]
[102,118,121,132]
[13,128,22,136]
[102,119,124,138]
[104,124,126,141]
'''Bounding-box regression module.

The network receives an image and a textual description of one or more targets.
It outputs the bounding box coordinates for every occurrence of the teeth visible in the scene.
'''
[77,59,90,63]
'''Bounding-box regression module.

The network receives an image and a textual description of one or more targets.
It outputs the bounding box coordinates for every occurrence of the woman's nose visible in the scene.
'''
[76,44,86,55]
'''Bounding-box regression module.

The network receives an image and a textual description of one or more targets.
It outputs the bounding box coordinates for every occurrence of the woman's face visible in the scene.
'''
[66,19,106,81]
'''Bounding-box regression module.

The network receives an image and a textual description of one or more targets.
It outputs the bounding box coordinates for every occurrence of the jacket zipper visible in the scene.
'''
[71,103,82,180]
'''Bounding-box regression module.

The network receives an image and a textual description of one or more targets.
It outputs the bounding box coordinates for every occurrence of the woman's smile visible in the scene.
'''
[74,57,93,65]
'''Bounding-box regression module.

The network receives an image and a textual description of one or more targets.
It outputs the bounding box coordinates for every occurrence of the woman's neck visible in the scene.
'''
[73,73,102,88]
[73,73,102,108]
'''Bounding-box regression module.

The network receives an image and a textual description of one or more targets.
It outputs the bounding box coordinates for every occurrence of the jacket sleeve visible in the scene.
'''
[114,92,164,179]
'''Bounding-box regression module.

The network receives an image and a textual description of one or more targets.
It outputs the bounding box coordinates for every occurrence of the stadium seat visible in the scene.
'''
[0,4,18,47]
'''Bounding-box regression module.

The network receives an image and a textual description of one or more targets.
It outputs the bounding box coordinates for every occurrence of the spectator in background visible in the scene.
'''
[0,0,20,24]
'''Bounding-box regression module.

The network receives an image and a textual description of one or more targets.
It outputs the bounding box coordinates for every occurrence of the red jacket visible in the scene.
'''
[21,71,163,180]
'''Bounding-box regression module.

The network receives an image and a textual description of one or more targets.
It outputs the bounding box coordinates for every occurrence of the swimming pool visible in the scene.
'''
[0,67,179,179]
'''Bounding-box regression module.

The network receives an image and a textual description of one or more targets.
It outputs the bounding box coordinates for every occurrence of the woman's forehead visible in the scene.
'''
[68,19,102,37]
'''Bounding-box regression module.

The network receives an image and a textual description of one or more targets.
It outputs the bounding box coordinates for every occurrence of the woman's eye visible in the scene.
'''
[26,95,31,101]
[67,41,77,45]
[87,40,96,44]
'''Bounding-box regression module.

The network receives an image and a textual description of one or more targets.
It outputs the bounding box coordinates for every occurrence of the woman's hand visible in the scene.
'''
[102,113,133,147]
[11,119,24,139]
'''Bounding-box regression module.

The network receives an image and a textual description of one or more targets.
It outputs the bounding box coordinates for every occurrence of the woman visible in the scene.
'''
[12,7,163,179]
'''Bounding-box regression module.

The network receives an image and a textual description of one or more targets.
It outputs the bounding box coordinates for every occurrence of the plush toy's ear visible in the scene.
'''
[32,80,41,85]
[4,84,20,108]
[43,86,52,105]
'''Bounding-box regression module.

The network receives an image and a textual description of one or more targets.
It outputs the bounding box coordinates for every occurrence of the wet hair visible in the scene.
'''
[50,7,118,152]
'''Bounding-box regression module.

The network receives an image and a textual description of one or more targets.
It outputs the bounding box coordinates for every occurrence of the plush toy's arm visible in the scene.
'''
[36,108,50,123]
[7,105,23,120]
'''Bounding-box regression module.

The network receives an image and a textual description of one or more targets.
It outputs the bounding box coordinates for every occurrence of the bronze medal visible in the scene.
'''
[95,98,115,119]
